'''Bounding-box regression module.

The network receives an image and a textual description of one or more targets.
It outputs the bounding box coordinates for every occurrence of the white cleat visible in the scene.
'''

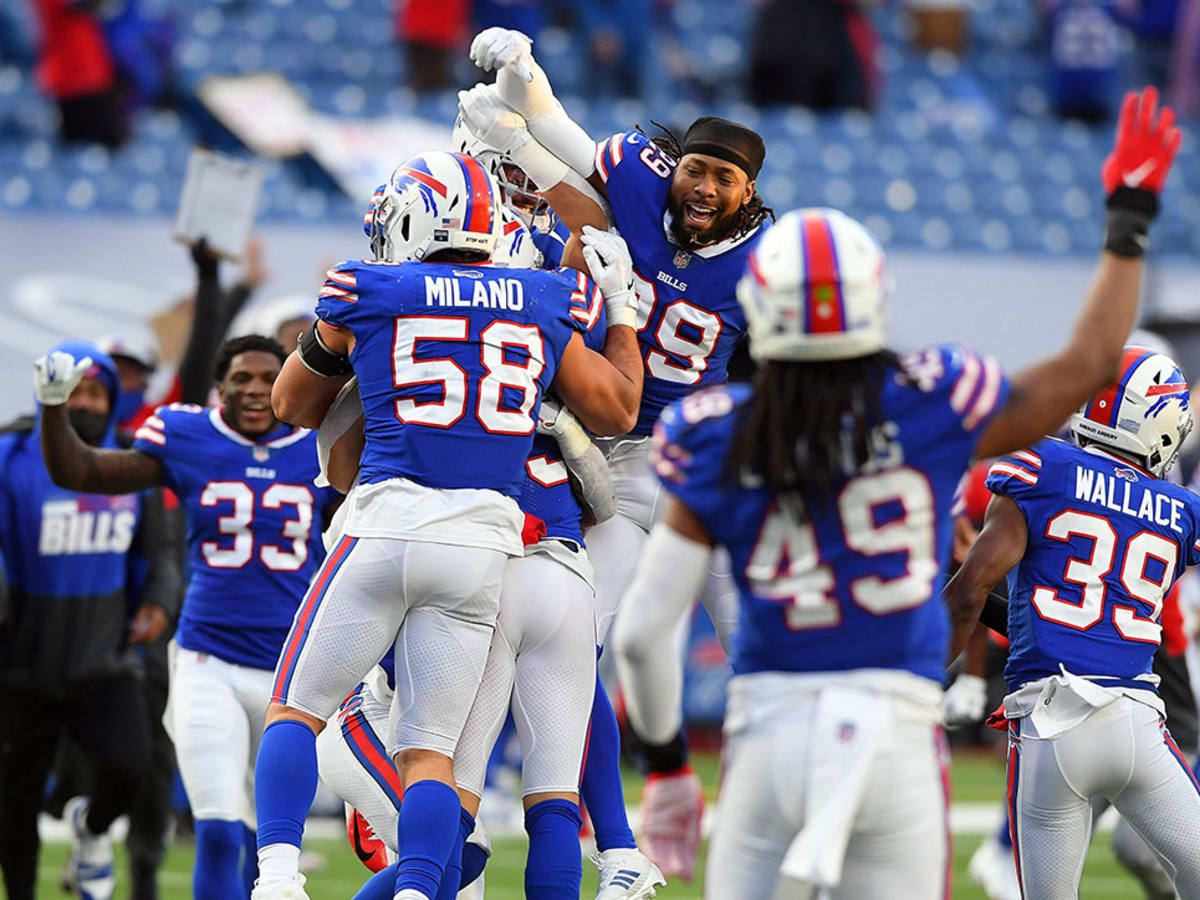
[968,837,1021,900]
[592,847,667,899]
[639,768,704,881]
[250,873,310,900]
[64,796,115,900]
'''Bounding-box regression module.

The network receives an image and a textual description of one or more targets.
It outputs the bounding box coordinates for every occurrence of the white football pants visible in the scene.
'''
[706,674,949,900]
[272,534,506,756]
[592,436,740,744]
[454,549,597,798]
[165,642,273,827]
[1008,696,1200,899]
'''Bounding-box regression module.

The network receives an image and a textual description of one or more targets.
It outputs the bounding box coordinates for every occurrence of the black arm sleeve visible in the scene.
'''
[132,488,183,621]
[979,584,1010,637]
[177,252,226,405]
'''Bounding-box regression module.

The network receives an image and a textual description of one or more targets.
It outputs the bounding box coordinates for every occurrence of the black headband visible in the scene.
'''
[681,116,766,180]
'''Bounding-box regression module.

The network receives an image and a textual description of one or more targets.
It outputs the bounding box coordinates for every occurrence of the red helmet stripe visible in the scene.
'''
[456,153,494,235]
[396,167,447,197]
[1085,347,1154,426]
[1146,382,1188,396]
[800,214,846,335]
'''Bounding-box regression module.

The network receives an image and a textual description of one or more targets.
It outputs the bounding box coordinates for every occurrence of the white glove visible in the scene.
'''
[537,394,590,456]
[942,673,988,728]
[580,225,637,329]
[33,351,93,406]
[469,27,534,83]
[457,84,568,189]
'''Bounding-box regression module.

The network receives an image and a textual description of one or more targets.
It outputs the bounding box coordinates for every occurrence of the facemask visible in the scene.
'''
[68,408,109,446]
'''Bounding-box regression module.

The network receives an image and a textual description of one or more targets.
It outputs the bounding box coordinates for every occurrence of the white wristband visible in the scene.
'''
[508,136,569,192]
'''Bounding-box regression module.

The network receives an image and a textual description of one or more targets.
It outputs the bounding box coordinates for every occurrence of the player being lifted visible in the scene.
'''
[615,86,1180,899]
[34,335,339,900]
[251,150,644,900]
[947,342,1200,900]
[459,29,770,880]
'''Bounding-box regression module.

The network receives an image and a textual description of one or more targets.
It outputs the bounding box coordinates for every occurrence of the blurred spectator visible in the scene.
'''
[0,342,180,900]
[748,0,878,109]
[30,0,128,146]
[398,0,470,91]
[96,334,159,433]
[908,0,967,53]
[100,0,178,111]
[474,0,545,37]
[1044,0,1124,121]
[567,0,655,97]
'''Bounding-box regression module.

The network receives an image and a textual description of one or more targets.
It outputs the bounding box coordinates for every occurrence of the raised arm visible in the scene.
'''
[34,352,164,494]
[944,494,1028,660]
[467,31,602,191]
[976,87,1181,460]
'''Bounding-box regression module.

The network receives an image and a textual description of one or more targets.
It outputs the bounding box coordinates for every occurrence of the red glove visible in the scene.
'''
[1102,86,1181,197]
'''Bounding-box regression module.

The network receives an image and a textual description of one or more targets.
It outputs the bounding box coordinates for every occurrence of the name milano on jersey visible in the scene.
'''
[594,131,762,434]
[315,260,584,500]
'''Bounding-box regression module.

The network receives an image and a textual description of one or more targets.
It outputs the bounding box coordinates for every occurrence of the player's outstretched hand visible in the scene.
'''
[1102,86,1181,198]
[581,225,637,329]
[470,27,534,82]
[1101,86,1181,256]
[457,83,531,157]
[33,351,93,407]
[942,673,987,728]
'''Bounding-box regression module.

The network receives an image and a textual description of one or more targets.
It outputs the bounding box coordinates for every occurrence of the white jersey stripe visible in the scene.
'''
[1011,449,1042,468]
[949,352,981,414]
[991,462,1037,486]
[964,357,1003,430]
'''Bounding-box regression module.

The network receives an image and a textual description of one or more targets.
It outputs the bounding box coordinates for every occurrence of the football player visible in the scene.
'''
[35,335,339,900]
[252,150,644,900]
[461,31,769,877]
[612,86,1179,899]
[313,174,664,900]
[946,347,1200,899]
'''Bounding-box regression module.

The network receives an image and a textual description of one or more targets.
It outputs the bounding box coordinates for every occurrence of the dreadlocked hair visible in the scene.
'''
[725,351,899,519]
[636,121,776,240]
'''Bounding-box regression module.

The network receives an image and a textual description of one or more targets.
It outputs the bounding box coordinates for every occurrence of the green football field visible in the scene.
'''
[26,750,1143,899]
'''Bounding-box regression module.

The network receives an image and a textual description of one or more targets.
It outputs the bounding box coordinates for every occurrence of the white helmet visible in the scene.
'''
[736,207,889,362]
[493,206,542,268]
[365,151,504,263]
[451,114,552,232]
[1069,346,1193,478]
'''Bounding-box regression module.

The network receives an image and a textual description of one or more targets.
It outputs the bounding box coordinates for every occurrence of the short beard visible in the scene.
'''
[666,194,739,248]
[68,409,109,446]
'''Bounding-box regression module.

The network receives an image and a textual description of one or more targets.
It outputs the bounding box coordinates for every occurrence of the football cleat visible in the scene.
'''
[250,873,309,900]
[345,805,391,872]
[639,767,704,881]
[968,836,1021,900]
[63,796,115,900]
[591,847,667,899]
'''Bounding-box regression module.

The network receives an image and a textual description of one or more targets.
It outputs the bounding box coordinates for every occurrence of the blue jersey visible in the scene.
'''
[316,260,582,500]
[594,130,761,435]
[988,438,1200,693]
[652,345,1009,682]
[531,216,570,269]
[518,271,607,545]
[133,405,336,670]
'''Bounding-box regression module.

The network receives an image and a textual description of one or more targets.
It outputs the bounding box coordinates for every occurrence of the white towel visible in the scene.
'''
[779,687,891,889]
[1027,665,1120,740]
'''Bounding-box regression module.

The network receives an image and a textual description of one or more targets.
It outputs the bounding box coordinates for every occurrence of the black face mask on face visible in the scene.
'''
[68,409,109,446]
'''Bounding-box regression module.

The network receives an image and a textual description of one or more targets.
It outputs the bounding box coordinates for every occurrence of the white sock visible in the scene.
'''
[257,843,301,882]
[393,891,431,900]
